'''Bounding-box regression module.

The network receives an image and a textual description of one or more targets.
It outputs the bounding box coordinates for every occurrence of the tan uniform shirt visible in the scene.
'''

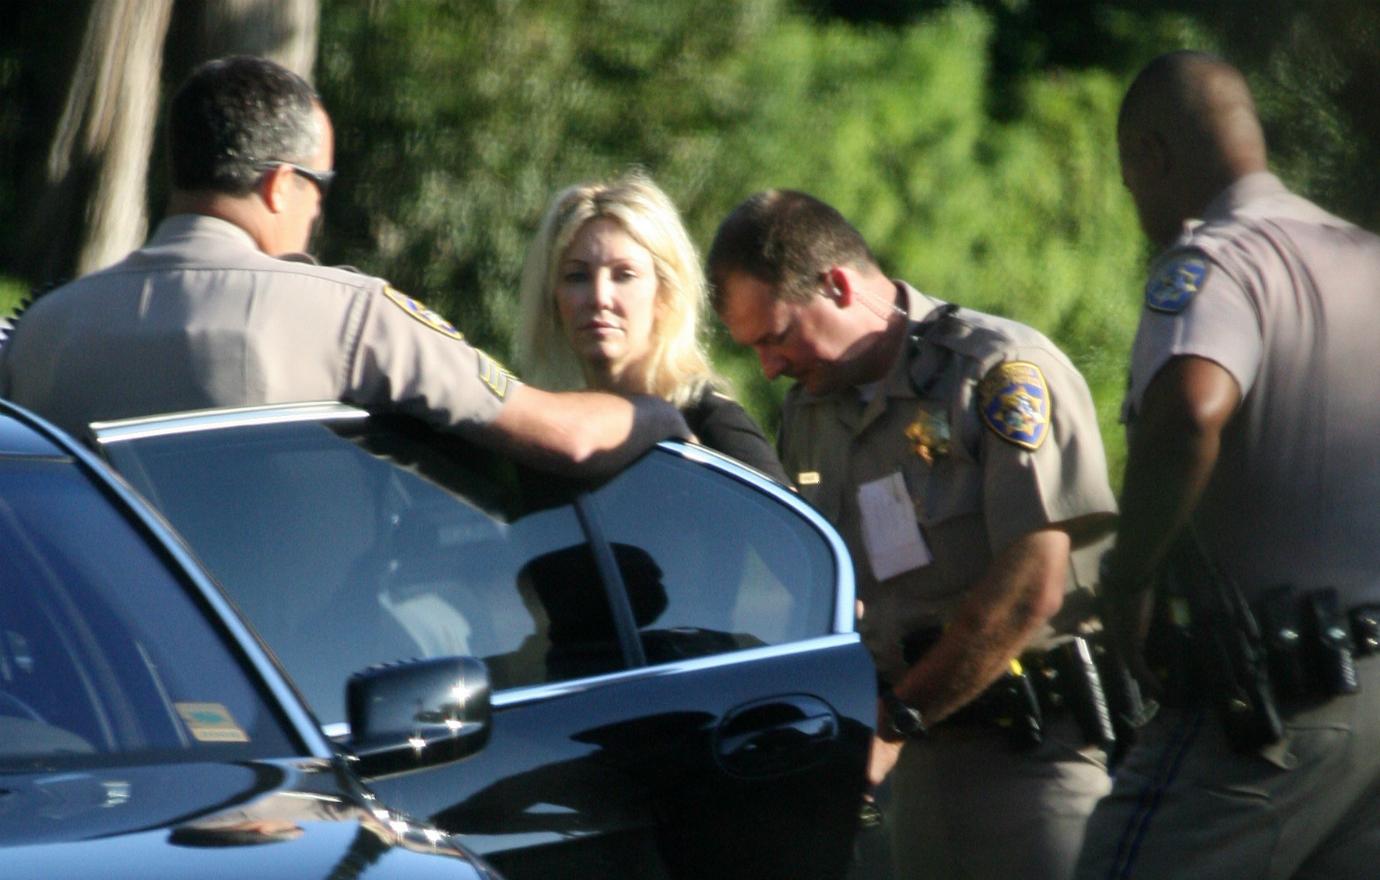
[780,284,1116,680]
[1125,173,1380,604]
[0,214,514,439]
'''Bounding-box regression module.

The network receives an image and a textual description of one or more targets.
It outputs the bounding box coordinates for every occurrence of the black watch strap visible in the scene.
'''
[881,688,927,739]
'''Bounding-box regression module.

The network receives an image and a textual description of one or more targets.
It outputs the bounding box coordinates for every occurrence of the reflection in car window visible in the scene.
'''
[104,419,620,724]
[0,461,298,769]
[590,453,836,663]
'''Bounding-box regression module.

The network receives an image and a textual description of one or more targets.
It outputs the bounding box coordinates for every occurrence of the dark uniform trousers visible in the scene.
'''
[1077,657,1380,879]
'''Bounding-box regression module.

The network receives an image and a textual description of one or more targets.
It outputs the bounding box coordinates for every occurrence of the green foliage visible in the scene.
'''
[316,0,782,350]
[0,276,26,317]
[1217,0,1380,229]
[317,1,1150,478]
[0,0,1370,495]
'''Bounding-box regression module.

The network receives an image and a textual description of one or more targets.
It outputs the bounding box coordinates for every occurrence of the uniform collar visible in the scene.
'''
[828,282,953,402]
[150,213,261,251]
[1200,172,1288,224]
[900,281,947,324]
[1167,172,1288,248]
[790,282,952,422]
[848,282,953,431]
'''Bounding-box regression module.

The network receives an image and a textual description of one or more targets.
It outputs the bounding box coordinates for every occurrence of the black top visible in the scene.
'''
[680,386,788,484]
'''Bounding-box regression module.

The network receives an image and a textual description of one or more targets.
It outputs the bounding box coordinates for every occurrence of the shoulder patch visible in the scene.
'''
[978,361,1050,451]
[1145,255,1209,314]
[476,350,516,401]
[382,285,465,341]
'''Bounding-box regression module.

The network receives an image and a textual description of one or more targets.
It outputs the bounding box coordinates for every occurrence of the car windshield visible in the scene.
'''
[0,458,300,771]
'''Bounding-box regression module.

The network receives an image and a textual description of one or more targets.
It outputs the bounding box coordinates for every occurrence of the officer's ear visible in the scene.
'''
[823,266,854,308]
[258,163,296,214]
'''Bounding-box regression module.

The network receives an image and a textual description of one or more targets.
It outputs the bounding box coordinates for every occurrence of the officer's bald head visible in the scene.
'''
[1117,52,1268,247]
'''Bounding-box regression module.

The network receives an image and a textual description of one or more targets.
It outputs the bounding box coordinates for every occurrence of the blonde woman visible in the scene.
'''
[516,173,786,482]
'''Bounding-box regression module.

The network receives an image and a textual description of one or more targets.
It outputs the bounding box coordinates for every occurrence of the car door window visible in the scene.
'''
[589,452,837,663]
[103,417,623,725]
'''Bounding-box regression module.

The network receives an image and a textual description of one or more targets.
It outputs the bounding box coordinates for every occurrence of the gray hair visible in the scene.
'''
[168,55,323,195]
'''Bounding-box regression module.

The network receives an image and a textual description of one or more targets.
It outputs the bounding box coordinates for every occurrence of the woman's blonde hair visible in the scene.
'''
[515,172,719,408]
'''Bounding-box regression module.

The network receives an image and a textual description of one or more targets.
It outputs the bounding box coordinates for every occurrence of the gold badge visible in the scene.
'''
[905,407,951,465]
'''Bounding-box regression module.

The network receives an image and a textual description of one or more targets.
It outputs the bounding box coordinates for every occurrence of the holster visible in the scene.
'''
[1087,631,1156,766]
[1149,534,1284,753]
[1030,636,1118,753]
[1256,585,1362,707]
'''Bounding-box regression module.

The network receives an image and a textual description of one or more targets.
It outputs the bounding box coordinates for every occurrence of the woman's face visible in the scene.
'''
[555,217,660,390]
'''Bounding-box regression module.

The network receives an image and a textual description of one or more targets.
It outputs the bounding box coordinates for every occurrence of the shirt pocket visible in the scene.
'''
[915,453,982,528]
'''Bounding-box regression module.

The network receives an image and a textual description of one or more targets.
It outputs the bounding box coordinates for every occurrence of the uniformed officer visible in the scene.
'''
[708,190,1118,880]
[1078,52,1380,879]
[0,56,685,474]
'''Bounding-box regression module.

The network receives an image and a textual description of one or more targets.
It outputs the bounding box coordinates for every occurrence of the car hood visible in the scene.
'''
[0,759,493,879]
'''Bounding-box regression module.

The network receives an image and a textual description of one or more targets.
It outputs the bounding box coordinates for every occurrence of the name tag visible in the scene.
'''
[857,472,932,581]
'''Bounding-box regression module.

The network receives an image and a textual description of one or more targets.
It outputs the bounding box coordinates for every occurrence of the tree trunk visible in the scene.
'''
[21,0,173,282]
[168,0,319,82]
[17,0,319,287]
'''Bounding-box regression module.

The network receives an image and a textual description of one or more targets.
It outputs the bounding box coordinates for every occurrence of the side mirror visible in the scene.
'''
[345,656,491,778]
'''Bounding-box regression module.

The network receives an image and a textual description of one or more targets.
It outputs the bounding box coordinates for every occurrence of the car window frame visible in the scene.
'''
[91,402,861,726]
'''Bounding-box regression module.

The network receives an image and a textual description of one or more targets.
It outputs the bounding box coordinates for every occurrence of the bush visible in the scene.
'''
[314,1,1200,482]
[0,277,26,319]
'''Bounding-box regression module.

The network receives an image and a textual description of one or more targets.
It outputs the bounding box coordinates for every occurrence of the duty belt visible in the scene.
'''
[1147,575,1378,752]
[899,628,1117,752]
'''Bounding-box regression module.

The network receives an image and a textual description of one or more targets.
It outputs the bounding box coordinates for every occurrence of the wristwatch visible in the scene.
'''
[880,688,927,739]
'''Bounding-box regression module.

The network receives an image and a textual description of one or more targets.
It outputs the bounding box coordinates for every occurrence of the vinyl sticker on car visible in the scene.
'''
[175,702,250,743]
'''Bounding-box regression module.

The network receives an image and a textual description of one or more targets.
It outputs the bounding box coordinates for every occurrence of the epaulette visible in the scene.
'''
[911,303,960,340]
[906,304,959,397]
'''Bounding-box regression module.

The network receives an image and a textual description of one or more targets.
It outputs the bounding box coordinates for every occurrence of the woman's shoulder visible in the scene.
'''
[679,386,788,483]
[680,383,748,430]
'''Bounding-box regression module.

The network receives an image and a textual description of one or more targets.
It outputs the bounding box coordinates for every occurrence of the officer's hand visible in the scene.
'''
[867,734,903,788]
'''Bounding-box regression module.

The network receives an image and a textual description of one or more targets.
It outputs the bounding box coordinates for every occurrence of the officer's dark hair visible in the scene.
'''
[168,55,322,196]
[707,189,878,309]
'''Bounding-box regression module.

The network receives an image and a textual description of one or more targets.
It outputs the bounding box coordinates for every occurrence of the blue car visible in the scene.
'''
[0,400,502,879]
